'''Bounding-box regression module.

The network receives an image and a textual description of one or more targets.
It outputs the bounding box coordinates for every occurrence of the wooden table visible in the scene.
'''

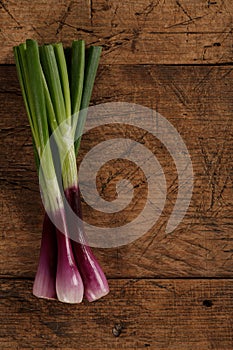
[0,1,233,349]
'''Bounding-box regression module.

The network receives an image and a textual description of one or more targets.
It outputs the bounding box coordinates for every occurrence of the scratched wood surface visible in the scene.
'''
[0,0,233,64]
[1,279,233,349]
[1,64,233,279]
[0,0,233,349]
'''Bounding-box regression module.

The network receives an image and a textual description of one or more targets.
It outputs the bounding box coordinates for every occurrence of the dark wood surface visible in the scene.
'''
[1,279,233,349]
[1,65,233,279]
[0,1,233,349]
[0,0,233,64]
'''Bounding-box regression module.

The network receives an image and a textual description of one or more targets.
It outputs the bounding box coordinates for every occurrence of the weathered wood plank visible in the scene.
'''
[0,65,232,278]
[92,0,232,32]
[0,279,233,349]
[0,0,232,64]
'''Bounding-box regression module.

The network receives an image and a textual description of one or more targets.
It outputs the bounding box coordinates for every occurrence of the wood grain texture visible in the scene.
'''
[0,279,233,349]
[0,0,232,64]
[0,1,233,348]
[1,65,232,278]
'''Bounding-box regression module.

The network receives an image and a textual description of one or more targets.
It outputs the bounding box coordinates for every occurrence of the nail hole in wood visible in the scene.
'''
[112,324,122,337]
[203,299,213,307]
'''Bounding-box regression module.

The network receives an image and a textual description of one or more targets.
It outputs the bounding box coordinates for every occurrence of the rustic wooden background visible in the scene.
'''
[0,1,233,349]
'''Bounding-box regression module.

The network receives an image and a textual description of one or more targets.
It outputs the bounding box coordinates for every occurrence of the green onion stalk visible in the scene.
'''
[14,39,109,303]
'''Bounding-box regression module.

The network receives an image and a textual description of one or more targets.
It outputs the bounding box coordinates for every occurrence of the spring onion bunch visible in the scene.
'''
[13,39,109,303]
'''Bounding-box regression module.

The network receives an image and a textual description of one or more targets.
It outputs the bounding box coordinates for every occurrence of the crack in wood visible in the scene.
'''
[56,0,75,35]
[208,0,218,7]
[175,0,193,21]
[135,0,160,18]
[165,15,208,29]
[0,0,21,27]
[90,0,93,24]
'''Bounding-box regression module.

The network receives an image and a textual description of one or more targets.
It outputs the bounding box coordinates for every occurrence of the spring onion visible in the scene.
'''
[13,39,109,303]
